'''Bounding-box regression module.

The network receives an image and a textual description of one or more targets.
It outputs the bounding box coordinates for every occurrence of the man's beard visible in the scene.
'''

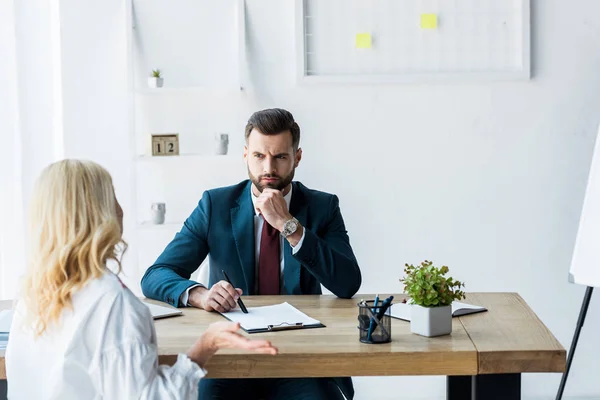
[248,168,295,193]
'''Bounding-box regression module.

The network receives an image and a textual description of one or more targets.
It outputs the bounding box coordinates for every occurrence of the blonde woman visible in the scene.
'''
[5,159,277,399]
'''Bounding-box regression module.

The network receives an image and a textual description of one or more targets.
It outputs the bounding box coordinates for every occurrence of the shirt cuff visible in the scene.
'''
[180,284,203,307]
[291,228,306,255]
[173,353,206,381]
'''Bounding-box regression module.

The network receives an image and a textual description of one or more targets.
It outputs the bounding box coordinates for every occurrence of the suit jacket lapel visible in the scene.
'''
[231,182,256,294]
[283,182,309,295]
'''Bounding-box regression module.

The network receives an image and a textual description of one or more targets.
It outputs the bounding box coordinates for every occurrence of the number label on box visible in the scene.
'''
[151,134,179,156]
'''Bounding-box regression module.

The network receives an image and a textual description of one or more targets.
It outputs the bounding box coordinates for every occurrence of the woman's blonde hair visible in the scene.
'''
[22,159,127,336]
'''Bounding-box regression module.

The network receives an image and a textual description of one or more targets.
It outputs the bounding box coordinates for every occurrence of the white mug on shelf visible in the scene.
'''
[215,133,229,155]
[150,202,166,224]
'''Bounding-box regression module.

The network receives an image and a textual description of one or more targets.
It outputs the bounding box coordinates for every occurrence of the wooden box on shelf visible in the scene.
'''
[151,134,179,156]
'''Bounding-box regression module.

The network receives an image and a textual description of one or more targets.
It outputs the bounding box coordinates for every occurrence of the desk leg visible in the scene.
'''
[474,374,520,400]
[447,374,521,400]
[0,379,6,400]
[447,375,472,399]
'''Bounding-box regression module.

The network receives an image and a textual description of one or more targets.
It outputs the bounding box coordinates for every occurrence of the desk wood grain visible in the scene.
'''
[151,294,476,378]
[459,293,566,374]
[0,293,565,379]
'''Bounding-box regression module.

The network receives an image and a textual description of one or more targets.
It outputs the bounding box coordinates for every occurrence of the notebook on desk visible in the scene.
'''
[143,302,183,320]
[219,302,325,333]
[0,310,12,352]
[390,301,487,322]
[0,310,12,333]
[0,333,7,351]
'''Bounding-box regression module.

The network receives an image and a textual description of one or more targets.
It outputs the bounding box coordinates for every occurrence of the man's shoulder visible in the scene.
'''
[294,181,338,204]
[204,180,250,201]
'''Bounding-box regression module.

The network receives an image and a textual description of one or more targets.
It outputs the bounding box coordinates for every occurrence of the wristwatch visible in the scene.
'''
[281,217,300,237]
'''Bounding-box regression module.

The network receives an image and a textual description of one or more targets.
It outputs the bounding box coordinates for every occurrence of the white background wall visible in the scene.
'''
[57,0,139,287]
[0,0,23,299]
[3,0,600,399]
[0,0,60,298]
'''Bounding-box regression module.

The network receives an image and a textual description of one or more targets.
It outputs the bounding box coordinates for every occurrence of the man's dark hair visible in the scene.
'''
[244,108,300,150]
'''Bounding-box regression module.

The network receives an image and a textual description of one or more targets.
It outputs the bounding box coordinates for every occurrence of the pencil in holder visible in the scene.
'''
[357,300,392,344]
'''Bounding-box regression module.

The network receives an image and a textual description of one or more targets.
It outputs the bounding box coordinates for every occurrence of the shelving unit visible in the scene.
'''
[135,154,241,161]
[134,86,244,95]
[137,221,185,230]
[131,0,246,91]
[126,0,249,279]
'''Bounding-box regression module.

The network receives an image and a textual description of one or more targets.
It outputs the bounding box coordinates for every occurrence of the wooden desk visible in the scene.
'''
[0,293,565,400]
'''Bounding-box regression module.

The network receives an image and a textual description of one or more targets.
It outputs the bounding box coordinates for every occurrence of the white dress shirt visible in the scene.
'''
[6,271,205,400]
[250,185,305,294]
[181,185,305,305]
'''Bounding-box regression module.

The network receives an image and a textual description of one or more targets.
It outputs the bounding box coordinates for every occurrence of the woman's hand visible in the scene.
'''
[187,321,278,368]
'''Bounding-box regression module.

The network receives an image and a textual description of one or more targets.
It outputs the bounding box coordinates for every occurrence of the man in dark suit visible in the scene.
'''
[141,108,362,400]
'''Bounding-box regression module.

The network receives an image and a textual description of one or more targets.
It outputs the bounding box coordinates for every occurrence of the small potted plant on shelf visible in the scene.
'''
[148,69,163,88]
[400,260,466,337]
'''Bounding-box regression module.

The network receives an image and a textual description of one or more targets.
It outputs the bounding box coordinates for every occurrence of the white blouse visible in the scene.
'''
[6,271,205,399]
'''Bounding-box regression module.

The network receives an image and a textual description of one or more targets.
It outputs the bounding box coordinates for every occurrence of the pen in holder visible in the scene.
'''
[357,300,392,344]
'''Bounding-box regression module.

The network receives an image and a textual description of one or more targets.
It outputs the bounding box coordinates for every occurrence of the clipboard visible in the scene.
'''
[218,302,326,334]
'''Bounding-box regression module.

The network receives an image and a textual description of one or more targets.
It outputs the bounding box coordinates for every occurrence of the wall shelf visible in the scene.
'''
[128,0,248,255]
[126,0,248,285]
[132,0,246,89]
[135,154,241,161]
[135,86,244,95]
[137,221,184,229]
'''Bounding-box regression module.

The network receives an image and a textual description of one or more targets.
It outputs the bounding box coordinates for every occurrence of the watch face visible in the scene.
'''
[284,219,297,235]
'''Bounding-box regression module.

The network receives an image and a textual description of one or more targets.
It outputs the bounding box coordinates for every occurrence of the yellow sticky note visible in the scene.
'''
[355,33,372,49]
[421,14,438,29]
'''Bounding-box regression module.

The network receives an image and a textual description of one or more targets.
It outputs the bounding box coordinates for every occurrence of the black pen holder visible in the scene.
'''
[357,300,392,344]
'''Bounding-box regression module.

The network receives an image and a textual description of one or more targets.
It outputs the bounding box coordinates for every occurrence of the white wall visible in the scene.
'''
[244,1,600,397]
[58,0,138,288]
[0,0,62,299]
[0,0,137,296]
[0,0,24,299]
[5,0,600,398]
[13,0,63,214]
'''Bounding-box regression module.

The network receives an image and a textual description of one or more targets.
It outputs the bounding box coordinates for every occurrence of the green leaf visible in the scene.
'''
[400,260,466,306]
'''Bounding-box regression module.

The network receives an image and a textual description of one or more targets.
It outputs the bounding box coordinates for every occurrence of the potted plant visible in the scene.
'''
[148,69,163,88]
[400,260,465,337]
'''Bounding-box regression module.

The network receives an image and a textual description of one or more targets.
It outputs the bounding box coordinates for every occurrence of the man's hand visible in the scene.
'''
[188,281,243,312]
[254,188,292,231]
[255,188,304,247]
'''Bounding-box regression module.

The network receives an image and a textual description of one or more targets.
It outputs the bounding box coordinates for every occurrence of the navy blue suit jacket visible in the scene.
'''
[141,180,361,398]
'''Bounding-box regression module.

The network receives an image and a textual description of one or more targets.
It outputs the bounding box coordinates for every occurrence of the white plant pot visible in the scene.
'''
[148,77,164,88]
[410,304,452,337]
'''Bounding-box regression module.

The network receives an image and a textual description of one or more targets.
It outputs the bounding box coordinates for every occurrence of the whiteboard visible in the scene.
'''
[570,124,600,288]
[295,0,530,83]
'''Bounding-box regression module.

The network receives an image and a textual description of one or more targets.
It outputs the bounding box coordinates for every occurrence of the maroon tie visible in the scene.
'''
[258,217,280,295]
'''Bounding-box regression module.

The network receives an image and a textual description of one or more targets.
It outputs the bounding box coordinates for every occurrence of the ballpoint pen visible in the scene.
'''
[376,295,394,320]
[367,294,379,341]
[222,270,248,313]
